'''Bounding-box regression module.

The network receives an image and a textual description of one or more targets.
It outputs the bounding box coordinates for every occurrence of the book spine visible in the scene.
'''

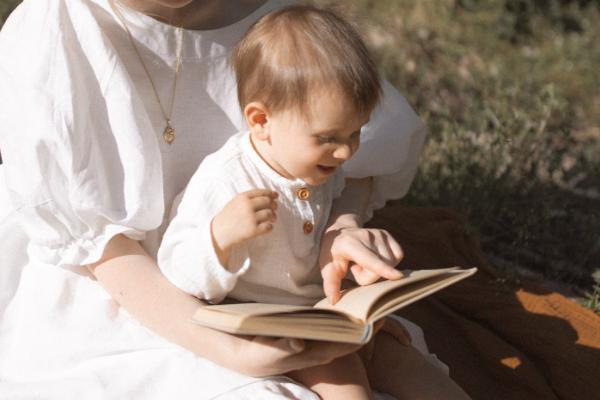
[360,324,372,344]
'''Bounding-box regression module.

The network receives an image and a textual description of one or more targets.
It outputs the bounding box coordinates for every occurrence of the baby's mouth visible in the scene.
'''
[317,165,337,174]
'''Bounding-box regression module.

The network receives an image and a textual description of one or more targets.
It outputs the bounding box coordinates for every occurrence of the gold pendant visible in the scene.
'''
[163,123,175,145]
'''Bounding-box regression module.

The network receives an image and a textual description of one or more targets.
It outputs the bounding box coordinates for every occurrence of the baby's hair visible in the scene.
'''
[232,5,381,119]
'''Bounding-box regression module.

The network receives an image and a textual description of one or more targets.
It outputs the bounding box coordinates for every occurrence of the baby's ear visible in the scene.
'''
[244,102,270,140]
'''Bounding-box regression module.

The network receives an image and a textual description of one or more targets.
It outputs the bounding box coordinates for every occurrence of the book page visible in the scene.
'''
[313,267,467,321]
[367,269,477,322]
[191,267,476,343]
[197,302,313,317]
[192,303,368,343]
[193,301,363,328]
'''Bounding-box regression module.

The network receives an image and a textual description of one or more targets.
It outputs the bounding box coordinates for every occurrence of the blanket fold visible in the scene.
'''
[368,205,600,400]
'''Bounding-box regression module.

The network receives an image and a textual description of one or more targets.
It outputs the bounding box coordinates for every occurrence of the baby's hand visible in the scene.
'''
[211,189,278,260]
[320,227,403,304]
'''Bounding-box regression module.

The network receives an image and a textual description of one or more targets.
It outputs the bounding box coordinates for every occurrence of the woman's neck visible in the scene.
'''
[118,0,269,30]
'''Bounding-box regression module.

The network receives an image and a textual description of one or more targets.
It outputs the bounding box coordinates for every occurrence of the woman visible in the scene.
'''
[0,0,468,398]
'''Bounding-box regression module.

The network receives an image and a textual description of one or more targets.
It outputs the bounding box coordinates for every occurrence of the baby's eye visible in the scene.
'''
[317,136,336,144]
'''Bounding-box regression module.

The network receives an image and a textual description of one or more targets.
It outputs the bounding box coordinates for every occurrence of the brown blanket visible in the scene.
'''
[368,205,600,400]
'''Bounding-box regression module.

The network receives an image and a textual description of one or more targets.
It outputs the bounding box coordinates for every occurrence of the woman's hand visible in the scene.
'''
[319,226,404,304]
[360,317,412,363]
[230,335,361,377]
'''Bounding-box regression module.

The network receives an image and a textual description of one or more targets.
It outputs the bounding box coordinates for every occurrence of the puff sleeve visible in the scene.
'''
[342,80,426,221]
[0,0,164,267]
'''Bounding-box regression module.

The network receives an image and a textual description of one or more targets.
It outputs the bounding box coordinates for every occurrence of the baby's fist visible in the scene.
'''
[212,189,278,251]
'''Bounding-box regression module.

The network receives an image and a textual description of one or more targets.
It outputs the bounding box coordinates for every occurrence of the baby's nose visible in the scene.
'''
[333,143,353,160]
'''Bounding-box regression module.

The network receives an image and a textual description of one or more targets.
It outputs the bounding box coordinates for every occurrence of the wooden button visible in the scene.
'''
[296,187,311,200]
[303,221,314,234]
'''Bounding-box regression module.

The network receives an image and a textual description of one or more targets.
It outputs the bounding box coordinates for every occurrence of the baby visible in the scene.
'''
[159,5,402,399]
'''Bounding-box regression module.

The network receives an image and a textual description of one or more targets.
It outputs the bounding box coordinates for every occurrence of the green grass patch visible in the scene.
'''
[312,0,600,299]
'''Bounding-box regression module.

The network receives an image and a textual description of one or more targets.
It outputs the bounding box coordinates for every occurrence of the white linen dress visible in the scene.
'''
[0,0,431,398]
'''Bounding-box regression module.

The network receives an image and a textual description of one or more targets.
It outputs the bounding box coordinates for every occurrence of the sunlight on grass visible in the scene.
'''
[310,0,600,299]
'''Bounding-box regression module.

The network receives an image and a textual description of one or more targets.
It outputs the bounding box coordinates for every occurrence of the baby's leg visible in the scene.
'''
[288,352,372,400]
[364,330,471,400]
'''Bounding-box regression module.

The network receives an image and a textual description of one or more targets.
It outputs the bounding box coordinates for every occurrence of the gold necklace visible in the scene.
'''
[109,0,183,145]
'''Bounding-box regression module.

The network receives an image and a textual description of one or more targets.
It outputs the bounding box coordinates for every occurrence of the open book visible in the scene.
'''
[192,267,477,344]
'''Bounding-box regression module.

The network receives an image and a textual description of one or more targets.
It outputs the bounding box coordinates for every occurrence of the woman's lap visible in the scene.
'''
[0,247,446,400]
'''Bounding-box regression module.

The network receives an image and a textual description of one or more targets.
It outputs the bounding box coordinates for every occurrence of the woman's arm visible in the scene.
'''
[87,234,360,377]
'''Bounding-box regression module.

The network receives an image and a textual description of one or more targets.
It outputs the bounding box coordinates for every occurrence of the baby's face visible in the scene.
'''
[259,88,369,186]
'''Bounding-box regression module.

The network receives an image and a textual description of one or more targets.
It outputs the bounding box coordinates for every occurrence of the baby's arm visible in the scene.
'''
[211,189,278,266]
[158,179,275,302]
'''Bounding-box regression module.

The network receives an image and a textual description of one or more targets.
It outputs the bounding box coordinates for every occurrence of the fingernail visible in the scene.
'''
[289,339,304,352]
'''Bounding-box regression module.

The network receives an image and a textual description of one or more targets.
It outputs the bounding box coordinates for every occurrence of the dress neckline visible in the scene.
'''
[103,0,290,59]
[107,0,274,34]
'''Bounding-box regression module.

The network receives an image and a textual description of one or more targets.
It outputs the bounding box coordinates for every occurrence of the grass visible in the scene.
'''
[581,283,600,313]
[0,0,18,24]
[310,0,600,306]
[580,270,600,313]
[2,1,599,310]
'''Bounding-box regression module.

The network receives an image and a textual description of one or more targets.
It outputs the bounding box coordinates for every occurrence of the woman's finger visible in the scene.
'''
[246,335,301,353]
[248,336,359,374]
[238,336,306,376]
[373,318,386,333]
[380,317,411,346]
[261,336,305,355]
[359,319,386,363]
